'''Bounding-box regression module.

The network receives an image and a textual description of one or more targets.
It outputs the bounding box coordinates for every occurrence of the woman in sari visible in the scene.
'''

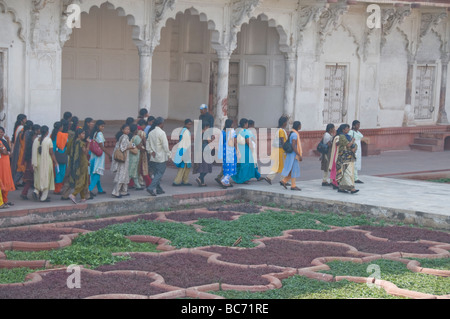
[111,124,135,198]
[11,115,28,187]
[12,120,33,188]
[173,119,193,186]
[219,119,237,188]
[68,129,90,203]
[264,116,288,185]
[128,124,143,190]
[89,120,111,196]
[52,120,69,194]
[32,125,58,202]
[21,124,40,200]
[232,118,257,184]
[280,121,302,191]
[334,124,359,194]
[0,127,16,208]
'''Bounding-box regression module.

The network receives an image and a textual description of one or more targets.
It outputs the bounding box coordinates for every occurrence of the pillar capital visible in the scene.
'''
[137,44,155,57]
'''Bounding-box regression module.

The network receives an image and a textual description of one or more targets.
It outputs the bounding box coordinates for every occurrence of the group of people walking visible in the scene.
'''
[0,112,114,207]
[0,107,364,208]
[318,121,364,194]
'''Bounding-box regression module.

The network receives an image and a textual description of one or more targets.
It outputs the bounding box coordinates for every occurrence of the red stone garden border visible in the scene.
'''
[0,206,449,299]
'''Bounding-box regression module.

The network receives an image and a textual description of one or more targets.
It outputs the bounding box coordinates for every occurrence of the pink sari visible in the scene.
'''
[328,136,339,187]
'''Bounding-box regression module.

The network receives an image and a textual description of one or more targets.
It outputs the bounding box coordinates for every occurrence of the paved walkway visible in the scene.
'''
[2,149,450,229]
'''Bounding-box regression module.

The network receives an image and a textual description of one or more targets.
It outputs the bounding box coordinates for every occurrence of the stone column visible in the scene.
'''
[215,50,231,130]
[437,57,449,125]
[403,55,415,126]
[283,52,297,124]
[138,44,154,113]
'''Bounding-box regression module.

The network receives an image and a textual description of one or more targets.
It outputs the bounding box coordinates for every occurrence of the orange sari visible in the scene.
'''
[0,140,16,192]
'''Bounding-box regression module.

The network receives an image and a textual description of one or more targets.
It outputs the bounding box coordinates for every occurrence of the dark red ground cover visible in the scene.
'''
[208,204,261,214]
[357,225,450,243]
[204,239,355,268]
[164,211,238,222]
[288,229,437,255]
[69,214,159,231]
[0,270,168,299]
[96,252,282,288]
[0,229,69,243]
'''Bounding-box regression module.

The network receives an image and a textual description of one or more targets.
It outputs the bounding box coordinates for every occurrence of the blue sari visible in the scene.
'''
[219,129,237,185]
[232,128,257,184]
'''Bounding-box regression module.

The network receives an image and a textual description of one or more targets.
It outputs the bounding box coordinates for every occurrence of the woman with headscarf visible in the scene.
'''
[0,127,16,208]
[280,121,302,191]
[333,124,359,194]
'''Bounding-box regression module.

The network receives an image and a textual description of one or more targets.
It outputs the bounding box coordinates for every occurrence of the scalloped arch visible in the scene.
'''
[244,13,290,53]
[0,0,25,42]
[78,1,141,42]
[163,7,221,48]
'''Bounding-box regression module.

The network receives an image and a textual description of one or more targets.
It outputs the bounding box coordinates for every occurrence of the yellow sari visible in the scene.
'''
[270,128,287,174]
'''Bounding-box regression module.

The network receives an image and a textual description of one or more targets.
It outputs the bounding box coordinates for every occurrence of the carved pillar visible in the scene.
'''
[437,56,449,124]
[283,52,297,124]
[137,45,154,113]
[405,55,414,107]
[215,51,232,129]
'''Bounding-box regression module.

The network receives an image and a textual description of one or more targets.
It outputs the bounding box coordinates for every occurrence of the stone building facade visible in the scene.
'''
[0,0,449,153]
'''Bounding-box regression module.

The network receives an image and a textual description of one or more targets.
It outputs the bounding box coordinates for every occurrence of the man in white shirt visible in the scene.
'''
[146,117,171,196]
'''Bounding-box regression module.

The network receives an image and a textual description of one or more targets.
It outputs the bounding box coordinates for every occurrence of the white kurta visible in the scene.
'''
[349,129,363,171]
[32,136,55,192]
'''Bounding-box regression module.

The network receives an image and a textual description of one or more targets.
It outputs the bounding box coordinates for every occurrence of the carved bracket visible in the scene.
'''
[380,6,411,50]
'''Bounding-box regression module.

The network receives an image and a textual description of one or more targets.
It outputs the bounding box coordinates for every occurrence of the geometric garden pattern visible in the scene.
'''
[0,204,449,299]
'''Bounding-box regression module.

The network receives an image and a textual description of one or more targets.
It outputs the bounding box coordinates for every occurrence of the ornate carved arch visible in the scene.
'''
[0,0,26,42]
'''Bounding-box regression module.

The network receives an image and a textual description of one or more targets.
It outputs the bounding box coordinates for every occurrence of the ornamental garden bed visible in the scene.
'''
[0,203,449,299]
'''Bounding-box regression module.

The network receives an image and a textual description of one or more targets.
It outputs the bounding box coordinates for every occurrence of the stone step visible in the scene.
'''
[413,137,440,146]
[419,132,446,139]
[409,143,439,152]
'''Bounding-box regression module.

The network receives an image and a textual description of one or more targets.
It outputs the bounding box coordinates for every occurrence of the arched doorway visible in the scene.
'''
[229,15,286,128]
[153,9,216,124]
[61,3,139,122]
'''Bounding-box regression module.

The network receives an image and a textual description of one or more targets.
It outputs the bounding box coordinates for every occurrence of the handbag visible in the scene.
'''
[113,136,127,163]
[282,133,294,154]
[55,148,68,164]
[114,147,126,163]
[89,134,103,157]
[316,139,329,154]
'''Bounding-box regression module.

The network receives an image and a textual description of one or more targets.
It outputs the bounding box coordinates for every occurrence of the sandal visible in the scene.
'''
[69,194,78,204]
[280,181,288,189]
[0,204,9,209]
[196,177,202,186]
[291,187,301,191]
